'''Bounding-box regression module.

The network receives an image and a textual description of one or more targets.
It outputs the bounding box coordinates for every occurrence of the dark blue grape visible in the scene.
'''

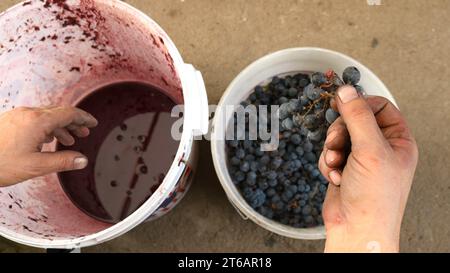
[240,161,250,172]
[303,141,313,153]
[268,179,278,187]
[267,170,277,180]
[294,73,311,88]
[230,156,240,166]
[288,185,298,193]
[271,76,281,85]
[282,118,294,130]
[305,152,317,163]
[311,72,327,87]
[250,161,259,172]
[244,154,255,161]
[270,157,283,169]
[307,128,324,142]
[259,155,270,165]
[278,103,290,120]
[304,84,321,100]
[254,85,264,97]
[246,171,257,185]
[243,140,253,149]
[243,187,253,199]
[305,215,314,224]
[290,134,302,145]
[278,140,287,149]
[287,99,300,112]
[249,189,266,209]
[254,148,264,157]
[311,169,321,178]
[234,171,246,183]
[258,180,269,190]
[288,88,298,97]
[266,188,276,197]
[299,95,310,107]
[343,66,361,85]
[325,108,339,124]
[302,205,312,216]
[278,96,289,104]
[295,147,304,156]
[293,206,302,214]
[303,114,318,129]
[355,85,366,96]
[228,140,239,148]
[298,184,306,193]
[235,148,245,159]
[304,184,311,193]
[271,194,281,203]
[282,189,294,201]
[289,153,298,160]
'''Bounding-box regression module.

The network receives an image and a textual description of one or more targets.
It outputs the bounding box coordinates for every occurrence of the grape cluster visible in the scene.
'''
[226,67,362,228]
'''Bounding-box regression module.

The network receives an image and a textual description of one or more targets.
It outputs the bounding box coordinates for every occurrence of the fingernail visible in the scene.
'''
[329,170,342,186]
[74,157,88,170]
[325,150,338,165]
[325,130,337,146]
[338,86,359,103]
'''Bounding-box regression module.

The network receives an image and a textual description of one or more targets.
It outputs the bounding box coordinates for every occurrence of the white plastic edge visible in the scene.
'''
[182,64,209,136]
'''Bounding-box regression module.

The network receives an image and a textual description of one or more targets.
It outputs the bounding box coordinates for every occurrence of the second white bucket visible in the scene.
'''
[211,47,396,240]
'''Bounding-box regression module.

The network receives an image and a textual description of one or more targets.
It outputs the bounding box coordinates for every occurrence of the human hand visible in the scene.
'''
[0,106,98,187]
[319,86,419,253]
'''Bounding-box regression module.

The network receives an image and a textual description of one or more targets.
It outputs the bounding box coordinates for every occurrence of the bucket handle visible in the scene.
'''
[226,195,249,220]
[182,64,209,137]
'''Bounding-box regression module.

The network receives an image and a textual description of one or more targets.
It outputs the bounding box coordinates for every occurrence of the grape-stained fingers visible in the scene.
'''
[40,106,98,146]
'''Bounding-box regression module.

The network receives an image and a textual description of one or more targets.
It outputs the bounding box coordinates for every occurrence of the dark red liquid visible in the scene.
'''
[58,82,180,223]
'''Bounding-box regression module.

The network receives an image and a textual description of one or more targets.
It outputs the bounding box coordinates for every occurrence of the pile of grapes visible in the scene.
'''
[226,67,362,228]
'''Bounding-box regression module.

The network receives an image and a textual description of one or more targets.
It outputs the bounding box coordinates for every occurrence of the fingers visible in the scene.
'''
[53,128,75,146]
[324,149,345,169]
[67,125,91,138]
[365,96,413,140]
[20,151,89,178]
[319,150,342,186]
[42,106,98,134]
[325,117,350,151]
[40,106,96,146]
[335,86,386,151]
[365,96,418,166]
[319,117,349,185]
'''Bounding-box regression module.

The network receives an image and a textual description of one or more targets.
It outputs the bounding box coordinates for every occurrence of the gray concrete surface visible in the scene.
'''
[0,0,449,253]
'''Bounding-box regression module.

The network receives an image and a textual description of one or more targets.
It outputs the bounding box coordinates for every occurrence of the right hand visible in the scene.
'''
[319,86,419,253]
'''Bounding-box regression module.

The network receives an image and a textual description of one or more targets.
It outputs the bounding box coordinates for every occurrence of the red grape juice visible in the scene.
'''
[58,82,181,223]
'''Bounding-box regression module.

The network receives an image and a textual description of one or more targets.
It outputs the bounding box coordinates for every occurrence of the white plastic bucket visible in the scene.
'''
[211,47,396,240]
[0,0,208,249]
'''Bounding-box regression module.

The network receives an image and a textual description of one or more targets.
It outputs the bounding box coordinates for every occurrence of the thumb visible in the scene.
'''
[20,151,88,178]
[335,86,386,151]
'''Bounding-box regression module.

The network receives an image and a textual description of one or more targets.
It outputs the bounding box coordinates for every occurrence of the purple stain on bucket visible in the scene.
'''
[58,82,181,223]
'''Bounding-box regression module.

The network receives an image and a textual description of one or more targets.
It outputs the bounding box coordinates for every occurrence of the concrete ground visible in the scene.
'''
[0,0,449,253]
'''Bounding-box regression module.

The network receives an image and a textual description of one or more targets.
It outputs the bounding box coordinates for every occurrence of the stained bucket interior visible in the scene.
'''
[0,0,183,242]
